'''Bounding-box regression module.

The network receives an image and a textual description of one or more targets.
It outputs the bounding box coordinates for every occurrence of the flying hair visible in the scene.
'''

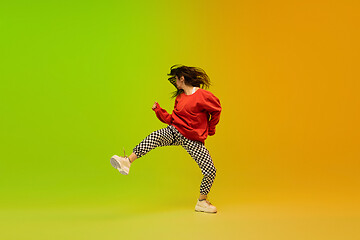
[167,64,211,98]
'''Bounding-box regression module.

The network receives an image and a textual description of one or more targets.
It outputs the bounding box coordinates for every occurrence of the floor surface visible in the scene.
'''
[1,201,359,240]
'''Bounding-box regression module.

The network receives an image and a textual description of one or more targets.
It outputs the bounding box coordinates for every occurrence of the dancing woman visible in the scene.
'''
[110,64,222,213]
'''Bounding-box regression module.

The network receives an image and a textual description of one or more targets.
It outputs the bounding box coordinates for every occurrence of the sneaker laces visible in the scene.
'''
[123,148,127,158]
[123,148,131,164]
[199,198,213,206]
[204,197,213,206]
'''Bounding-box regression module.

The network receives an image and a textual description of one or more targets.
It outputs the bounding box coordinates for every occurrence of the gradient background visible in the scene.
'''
[1,0,359,239]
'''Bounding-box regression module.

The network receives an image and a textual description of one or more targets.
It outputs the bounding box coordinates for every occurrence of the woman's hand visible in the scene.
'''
[152,102,158,110]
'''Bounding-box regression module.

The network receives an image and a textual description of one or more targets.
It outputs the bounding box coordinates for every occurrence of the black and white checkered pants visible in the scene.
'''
[133,125,216,195]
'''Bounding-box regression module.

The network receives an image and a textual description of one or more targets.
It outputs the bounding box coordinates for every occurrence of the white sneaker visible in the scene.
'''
[195,199,217,213]
[110,155,131,175]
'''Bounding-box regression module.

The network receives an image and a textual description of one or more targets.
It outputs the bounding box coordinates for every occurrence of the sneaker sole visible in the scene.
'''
[195,207,217,214]
[110,156,128,175]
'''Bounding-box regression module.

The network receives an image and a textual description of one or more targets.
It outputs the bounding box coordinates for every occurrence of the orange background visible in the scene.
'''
[205,0,360,205]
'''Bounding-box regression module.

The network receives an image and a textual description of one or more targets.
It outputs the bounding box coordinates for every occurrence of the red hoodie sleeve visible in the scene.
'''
[153,101,175,125]
[202,92,222,136]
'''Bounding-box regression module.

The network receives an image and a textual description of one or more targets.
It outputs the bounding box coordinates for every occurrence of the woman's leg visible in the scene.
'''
[128,152,137,163]
[130,126,176,162]
[182,140,217,199]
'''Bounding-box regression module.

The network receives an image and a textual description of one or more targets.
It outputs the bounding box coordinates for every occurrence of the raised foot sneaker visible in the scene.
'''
[110,155,131,175]
[195,199,217,213]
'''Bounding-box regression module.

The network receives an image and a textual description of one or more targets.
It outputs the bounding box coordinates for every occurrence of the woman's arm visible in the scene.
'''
[203,93,222,136]
[152,101,174,125]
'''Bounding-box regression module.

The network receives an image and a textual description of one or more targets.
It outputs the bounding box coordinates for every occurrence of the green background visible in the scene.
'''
[1,1,212,207]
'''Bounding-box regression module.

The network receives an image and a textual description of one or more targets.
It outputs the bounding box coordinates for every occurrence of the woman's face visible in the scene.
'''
[175,76,184,89]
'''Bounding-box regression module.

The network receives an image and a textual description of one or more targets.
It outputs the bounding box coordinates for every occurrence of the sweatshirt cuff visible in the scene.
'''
[153,102,161,112]
[208,129,215,136]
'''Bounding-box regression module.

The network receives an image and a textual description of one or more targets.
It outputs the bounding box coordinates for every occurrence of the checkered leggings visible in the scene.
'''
[133,125,217,195]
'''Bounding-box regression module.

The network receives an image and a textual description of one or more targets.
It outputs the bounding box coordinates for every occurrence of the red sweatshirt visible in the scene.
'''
[153,88,222,143]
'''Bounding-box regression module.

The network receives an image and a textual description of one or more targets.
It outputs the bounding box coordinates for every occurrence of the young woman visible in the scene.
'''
[110,64,222,213]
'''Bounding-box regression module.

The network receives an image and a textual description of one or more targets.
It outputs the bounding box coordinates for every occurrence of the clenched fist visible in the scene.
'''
[152,102,158,110]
